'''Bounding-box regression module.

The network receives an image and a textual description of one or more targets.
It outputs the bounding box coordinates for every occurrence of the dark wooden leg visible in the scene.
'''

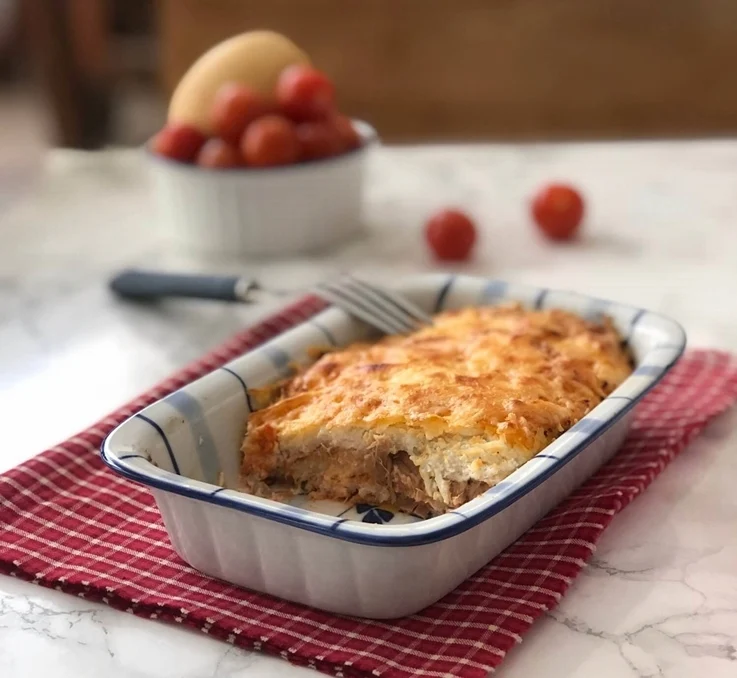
[21,0,111,148]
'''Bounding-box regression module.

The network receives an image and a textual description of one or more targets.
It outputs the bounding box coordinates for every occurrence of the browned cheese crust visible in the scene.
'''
[239,304,633,516]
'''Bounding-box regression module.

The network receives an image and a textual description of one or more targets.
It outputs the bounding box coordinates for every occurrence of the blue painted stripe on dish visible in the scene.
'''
[607,395,634,401]
[480,280,509,304]
[535,454,559,460]
[210,487,226,496]
[628,309,645,339]
[164,390,220,485]
[262,344,292,371]
[568,418,605,435]
[328,518,348,531]
[220,367,254,411]
[134,414,181,475]
[119,453,148,461]
[434,276,455,312]
[533,288,548,310]
[309,319,337,346]
[634,364,664,377]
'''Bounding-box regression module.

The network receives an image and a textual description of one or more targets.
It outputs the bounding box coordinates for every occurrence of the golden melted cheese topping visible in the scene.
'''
[244,304,633,458]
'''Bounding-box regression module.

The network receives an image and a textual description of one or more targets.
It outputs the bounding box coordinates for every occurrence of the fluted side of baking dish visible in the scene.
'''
[102,274,685,617]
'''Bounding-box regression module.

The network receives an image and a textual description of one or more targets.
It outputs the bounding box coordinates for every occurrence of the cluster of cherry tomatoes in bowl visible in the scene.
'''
[152,65,362,169]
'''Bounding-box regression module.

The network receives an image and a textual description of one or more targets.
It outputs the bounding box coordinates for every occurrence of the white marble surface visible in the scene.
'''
[1,140,737,677]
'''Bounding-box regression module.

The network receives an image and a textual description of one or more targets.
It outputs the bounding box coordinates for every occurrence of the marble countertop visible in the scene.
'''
[1,140,736,677]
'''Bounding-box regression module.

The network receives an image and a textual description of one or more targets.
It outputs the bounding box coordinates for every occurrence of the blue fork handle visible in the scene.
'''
[109,269,254,303]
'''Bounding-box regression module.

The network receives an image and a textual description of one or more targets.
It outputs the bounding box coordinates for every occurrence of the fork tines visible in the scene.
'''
[315,276,434,336]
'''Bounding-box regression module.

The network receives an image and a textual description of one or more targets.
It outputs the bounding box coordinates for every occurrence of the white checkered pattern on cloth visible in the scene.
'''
[2,295,737,678]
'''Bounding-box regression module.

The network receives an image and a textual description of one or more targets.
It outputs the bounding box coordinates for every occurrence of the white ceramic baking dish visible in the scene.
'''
[102,274,685,618]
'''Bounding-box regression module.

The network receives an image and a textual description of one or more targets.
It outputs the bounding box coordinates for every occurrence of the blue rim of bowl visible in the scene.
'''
[144,119,379,174]
[101,280,687,548]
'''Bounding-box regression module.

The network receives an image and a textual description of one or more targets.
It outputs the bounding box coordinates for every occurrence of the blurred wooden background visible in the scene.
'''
[159,0,737,142]
[17,0,737,146]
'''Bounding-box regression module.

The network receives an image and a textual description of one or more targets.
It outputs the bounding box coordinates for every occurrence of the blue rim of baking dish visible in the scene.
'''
[102,275,686,547]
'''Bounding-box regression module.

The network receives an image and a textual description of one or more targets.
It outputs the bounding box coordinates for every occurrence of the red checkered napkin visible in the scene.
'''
[2,296,737,678]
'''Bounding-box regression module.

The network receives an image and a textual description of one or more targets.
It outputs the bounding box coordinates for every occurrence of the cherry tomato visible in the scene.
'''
[330,114,360,152]
[196,138,241,168]
[296,121,341,161]
[531,183,585,241]
[211,83,271,145]
[276,65,335,121]
[152,123,206,163]
[425,209,477,261]
[240,114,300,167]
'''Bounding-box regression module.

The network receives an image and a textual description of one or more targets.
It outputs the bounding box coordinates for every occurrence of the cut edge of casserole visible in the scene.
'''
[238,303,633,517]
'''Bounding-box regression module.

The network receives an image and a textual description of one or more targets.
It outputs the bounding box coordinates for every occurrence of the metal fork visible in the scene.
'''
[315,275,432,335]
[109,269,433,336]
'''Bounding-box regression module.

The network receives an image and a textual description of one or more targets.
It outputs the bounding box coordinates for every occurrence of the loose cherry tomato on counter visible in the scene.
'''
[210,83,271,145]
[531,183,585,241]
[330,114,361,152]
[296,121,342,161]
[425,209,478,261]
[240,114,300,167]
[276,65,336,121]
[152,123,206,163]
[196,138,241,168]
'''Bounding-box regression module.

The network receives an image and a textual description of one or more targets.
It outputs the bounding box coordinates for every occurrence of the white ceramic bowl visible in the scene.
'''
[103,274,686,619]
[146,120,378,257]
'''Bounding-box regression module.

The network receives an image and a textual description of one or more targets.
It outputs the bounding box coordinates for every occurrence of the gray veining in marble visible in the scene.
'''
[1,141,737,677]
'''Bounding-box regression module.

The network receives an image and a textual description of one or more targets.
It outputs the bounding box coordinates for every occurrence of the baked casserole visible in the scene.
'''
[239,304,633,517]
